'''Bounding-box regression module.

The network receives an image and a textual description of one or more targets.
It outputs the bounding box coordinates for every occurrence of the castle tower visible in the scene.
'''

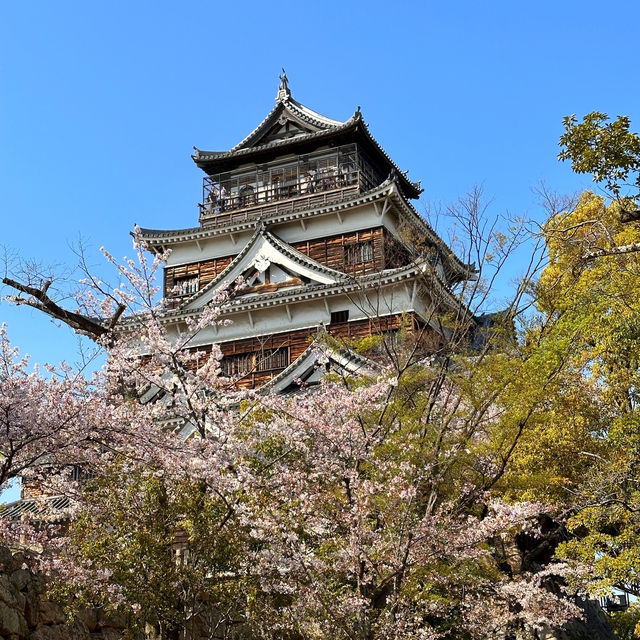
[138,74,473,390]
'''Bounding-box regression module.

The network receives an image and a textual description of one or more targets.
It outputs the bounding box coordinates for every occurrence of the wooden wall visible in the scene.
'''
[291,228,412,275]
[290,228,384,276]
[196,312,442,388]
[163,227,413,307]
[164,255,233,306]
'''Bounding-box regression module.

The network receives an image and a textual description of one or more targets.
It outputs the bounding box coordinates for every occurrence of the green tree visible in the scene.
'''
[50,467,249,640]
[530,114,640,615]
[559,112,640,222]
[609,603,640,640]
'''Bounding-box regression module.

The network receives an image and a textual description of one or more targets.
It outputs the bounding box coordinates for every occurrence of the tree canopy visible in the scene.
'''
[559,112,640,222]
[6,114,640,638]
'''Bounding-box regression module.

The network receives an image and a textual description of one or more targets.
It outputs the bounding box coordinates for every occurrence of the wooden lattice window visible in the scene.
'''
[345,241,374,266]
[221,348,289,377]
[256,348,289,372]
[174,275,199,297]
[221,352,255,377]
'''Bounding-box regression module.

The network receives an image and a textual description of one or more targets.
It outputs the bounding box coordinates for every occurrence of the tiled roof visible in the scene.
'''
[137,178,473,280]
[192,117,356,162]
[230,94,346,152]
[259,338,378,395]
[192,81,420,197]
[140,254,461,323]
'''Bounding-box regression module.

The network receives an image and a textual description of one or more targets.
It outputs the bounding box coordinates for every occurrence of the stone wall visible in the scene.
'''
[0,546,123,640]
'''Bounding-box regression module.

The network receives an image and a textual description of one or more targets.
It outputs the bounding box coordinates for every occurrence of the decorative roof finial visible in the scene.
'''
[277,68,291,101]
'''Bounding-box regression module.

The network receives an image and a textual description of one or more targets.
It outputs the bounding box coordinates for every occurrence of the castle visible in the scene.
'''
[137,72,473,390]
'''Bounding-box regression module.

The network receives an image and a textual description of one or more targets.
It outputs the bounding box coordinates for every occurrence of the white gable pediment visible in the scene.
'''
[181,228,347,311]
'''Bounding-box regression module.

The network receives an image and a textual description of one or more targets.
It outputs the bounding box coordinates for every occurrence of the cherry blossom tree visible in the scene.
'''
[233,336,588,640]
[0,217,590,639]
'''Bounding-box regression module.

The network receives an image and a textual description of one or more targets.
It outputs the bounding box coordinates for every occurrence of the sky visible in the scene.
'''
[1,0,640,367]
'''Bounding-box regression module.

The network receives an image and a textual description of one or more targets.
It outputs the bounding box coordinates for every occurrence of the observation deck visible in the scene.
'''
[198,143,383,228]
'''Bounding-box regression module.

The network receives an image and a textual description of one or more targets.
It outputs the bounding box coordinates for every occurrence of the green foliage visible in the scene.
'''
[609,602,640,639]
[532,188,640,599]
[51,463,248,638]
[559,112,640,201]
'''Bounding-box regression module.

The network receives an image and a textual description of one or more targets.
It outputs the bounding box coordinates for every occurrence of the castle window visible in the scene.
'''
[221,352,255,377]
[221,348,290,377]
[344,241,374,266]
[330,310,349,324]
[239,184,256,207]
[256,348,289,372]
[174,275,199,297]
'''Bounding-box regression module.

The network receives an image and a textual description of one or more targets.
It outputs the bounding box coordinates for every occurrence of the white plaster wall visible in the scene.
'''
[164,281,436,349]
[162,202,393,267]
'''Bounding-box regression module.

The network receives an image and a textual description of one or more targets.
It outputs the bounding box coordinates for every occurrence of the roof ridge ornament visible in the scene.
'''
[277,68,291,102]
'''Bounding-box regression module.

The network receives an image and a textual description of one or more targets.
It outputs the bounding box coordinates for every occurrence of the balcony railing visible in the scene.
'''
[199,171,370,226]
[198,143,383,227]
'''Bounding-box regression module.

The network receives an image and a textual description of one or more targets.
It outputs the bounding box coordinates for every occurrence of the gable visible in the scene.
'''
[252,116,315,147]
[261,340,377,395]
[237,106,321,149]
[234,260,305,297]
[181,229,347,311]
[232,97,346,152]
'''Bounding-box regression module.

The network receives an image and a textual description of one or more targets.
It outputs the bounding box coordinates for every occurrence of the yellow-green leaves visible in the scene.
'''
[559,112,640,201]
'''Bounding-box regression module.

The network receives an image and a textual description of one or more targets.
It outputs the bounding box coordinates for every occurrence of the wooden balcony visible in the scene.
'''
[199,176,369,228]
[197,142,383,228]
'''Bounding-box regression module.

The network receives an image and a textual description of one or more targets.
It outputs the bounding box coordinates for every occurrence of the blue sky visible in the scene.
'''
[1,0,639,366]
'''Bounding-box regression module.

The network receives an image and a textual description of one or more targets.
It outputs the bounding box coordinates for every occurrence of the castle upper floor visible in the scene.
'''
[191,72,422,229]
[137,75,475,294]
[197,142,382,226]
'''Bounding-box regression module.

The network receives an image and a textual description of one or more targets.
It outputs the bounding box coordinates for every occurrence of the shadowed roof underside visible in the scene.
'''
[192,74,422,198]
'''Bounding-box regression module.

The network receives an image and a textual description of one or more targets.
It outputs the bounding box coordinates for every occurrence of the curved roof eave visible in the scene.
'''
[194,89,350,162]
[384,184,476,280]
[136,178,475,280]
[136,178,401,244]
[230,95,346,152]
[192,111,421,199]
[192,117,356,162]
[141,257,460,323]
[115,257,469,341]
[257,338,378,395]
[176,225,350,311]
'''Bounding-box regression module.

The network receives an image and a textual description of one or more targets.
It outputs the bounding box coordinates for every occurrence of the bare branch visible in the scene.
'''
[1,276,123,340]
[584,241,640,262]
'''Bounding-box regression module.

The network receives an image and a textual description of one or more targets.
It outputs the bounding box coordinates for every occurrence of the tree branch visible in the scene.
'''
[620,208,640,223]
[2,276,124,341]
[584,242,640,262]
